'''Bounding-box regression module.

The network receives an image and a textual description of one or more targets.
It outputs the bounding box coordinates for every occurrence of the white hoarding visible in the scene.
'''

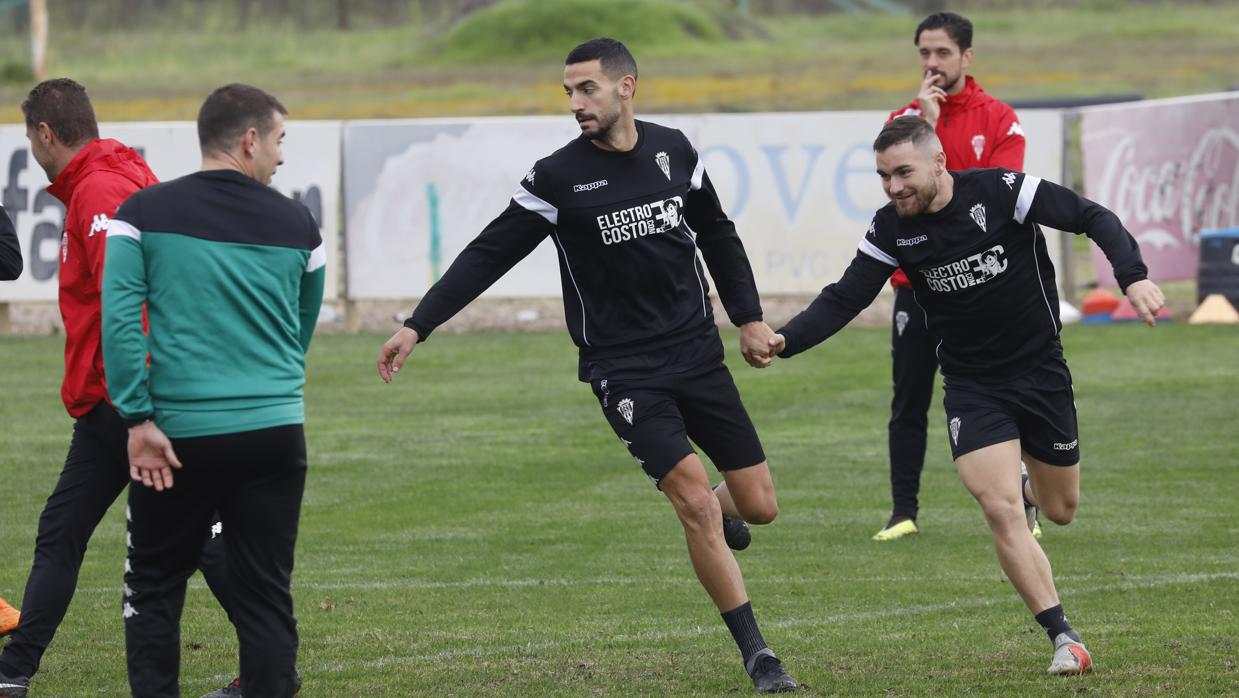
[0,121,342,302]
[343,110,1062,299]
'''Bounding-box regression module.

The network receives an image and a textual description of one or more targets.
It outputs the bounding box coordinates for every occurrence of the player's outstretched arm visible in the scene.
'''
[1124,278,1166,327]
[377,326,420,383]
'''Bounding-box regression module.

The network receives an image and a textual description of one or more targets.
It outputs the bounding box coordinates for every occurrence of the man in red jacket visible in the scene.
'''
[0,79,234,698]
[872,12,1029,542]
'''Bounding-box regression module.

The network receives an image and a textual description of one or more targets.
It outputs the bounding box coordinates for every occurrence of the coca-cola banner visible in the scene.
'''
[1081,92,1239,286]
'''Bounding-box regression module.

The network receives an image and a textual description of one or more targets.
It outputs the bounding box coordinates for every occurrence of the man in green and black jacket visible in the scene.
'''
[101,84,323,698]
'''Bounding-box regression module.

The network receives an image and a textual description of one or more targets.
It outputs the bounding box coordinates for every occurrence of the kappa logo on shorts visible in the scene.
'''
[1053,439,1078,451]
[895,310,909,337]
[618,398,635,425]
[949,416,962,446]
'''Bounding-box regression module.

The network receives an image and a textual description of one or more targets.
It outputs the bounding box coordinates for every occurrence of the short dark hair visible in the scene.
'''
[21,78,99,147]
[565,37,638,80]
[873,116,938,153]
[197,83,287,155]
[914,12,972,52]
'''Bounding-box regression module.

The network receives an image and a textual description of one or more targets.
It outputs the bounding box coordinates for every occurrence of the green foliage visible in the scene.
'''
[0,324,1237,694]
[438,0,740,63]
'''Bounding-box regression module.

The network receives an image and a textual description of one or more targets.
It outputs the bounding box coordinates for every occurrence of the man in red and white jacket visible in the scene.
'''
[0,79,235,698]
[872,12,1028,543]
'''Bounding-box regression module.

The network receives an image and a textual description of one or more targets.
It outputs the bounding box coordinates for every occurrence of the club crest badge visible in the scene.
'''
[970,203,987,233]
[618,398,635,425]
[971,134,985,160]
[655,151,671,180]
[895,310,909,337]
[949,417,962,446]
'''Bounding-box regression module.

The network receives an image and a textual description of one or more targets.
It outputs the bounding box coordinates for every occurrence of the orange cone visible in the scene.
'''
[1081,288,1121,316]
[1189,294,1239,324]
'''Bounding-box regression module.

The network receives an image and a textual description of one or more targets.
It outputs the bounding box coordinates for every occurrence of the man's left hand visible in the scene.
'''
[1125,279,1166,326]
[740,321,777,368]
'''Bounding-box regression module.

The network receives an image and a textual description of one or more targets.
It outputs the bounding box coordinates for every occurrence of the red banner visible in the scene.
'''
[1081,93,1239,285]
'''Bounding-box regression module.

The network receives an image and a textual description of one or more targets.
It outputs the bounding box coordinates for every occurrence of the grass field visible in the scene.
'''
[0,322,1236,696]
[0,2,1236,120]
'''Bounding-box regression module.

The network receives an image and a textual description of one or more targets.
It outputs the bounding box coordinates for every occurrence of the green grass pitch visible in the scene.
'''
[1,322,1236,696]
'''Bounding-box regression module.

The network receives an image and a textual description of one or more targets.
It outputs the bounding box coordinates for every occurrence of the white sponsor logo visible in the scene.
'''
[949,417,962,446]
[970,203,987,233]
[1053,439,1079,451]
[597,196,683,245]
[617,398,634,425]
[573,179,609,193]
[61,231,69,263]
[866,219,877,238]
[89,213,110,236]
[211,521,223,539]
[971,134,986,161]
[524,168,535,185]
[1008,121,1025,137]
[122,602,140,619]
[655,151,671,180]
[895,310,909,336]
[897,234,928,247]
[920,244,1009,293]
[1002,172,1018,190]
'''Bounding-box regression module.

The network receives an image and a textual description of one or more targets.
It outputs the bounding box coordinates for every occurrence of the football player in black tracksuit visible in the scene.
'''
[376,39,798,694]
[763,116,1165,676]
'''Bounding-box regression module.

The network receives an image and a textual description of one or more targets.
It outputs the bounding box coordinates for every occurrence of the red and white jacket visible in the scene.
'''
[48,139,158,417]
[887,76,1025,288]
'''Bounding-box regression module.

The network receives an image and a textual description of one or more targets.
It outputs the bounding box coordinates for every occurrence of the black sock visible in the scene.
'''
[721,601,770,673]
[1034,604,1080,643]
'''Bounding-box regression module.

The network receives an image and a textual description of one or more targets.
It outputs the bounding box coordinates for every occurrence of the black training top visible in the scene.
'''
[778,168,1148,382]
[0,205,21,280]
[405,120,763,379]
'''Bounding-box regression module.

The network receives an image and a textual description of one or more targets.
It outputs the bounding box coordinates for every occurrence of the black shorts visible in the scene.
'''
[942,354,1080,466]
[590,363,766,488]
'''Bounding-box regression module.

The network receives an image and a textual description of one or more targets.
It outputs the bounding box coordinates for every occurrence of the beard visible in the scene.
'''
[892,177,939,217]
[931,68,962,93]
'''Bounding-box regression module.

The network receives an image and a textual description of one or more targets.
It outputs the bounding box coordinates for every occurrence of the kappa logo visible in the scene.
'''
[970,203,987,233]
[971,134,985,161]
[866,219,877,238]
[573,179,608,193]
[655,151,671,180]
[617,398,635,425]
[1008,121,1025,137]
[895,310,909,337]
[1002,172,1018,190]
[211,521,223,539]
[897,234,927,247]
[61,231,68,263]
[524,168,536,185]
[949,417,962,446]
[1053,439,1079,451]
[122,602,140,620]
[89,213,110,237]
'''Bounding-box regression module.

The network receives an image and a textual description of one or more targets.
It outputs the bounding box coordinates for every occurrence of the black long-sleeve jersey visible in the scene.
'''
[0,206,21,280]
[405,120,763,374]
[778,168,1148,382]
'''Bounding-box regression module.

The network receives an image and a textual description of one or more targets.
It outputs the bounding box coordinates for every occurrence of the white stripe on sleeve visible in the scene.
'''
[1014,174,1042,224]
[512,186,558,225]
[305,242,326,272]
[106,219,141,241]
[690,156,705,191]
[858,238,898,267]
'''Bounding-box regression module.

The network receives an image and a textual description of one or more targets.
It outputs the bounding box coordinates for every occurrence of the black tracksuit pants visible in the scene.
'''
[0,403,232,680]
[888,286,940,521]
[124,424,305,698]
